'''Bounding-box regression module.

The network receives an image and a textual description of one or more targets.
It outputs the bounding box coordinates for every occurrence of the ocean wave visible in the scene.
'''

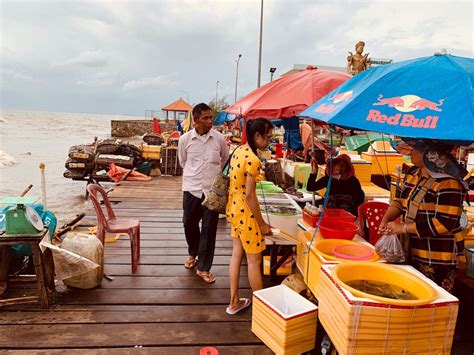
[0,117,8,123]
[0,151,17,167]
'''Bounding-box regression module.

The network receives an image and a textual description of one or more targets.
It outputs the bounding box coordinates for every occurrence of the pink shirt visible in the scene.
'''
[178,128,229,197]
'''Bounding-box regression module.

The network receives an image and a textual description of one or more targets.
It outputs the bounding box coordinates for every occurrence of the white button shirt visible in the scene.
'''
[178,128,229,198]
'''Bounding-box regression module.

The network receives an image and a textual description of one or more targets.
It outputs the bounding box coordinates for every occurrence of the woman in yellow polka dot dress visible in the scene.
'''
[225,118,274,315]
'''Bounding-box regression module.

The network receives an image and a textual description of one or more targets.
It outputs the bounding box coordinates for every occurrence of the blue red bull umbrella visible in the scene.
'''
[299,54,474,143]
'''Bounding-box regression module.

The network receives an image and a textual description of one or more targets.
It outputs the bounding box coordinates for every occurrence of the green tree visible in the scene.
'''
[208,97,230,119]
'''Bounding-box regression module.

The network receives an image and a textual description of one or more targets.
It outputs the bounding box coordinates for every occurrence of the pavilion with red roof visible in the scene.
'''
[161,98,192,120]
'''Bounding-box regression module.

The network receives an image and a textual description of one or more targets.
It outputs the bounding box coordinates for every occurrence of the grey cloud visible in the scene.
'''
[54,50,108,68]
[1,0,472,116]
[122,74,180,91]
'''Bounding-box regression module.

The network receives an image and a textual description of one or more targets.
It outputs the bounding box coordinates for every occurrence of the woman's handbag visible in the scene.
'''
[202,149,235,214]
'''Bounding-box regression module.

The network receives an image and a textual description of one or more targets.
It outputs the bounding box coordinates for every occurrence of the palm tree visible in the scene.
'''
[208,97,229,119]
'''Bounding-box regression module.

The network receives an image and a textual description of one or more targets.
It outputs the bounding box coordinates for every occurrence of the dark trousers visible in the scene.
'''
[182,192,218,272]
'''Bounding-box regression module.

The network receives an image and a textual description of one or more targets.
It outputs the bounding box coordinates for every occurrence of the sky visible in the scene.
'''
[1,0,473,117]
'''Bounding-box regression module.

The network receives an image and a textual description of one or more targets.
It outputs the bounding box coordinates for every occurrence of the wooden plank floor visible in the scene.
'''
[0,177,272,353]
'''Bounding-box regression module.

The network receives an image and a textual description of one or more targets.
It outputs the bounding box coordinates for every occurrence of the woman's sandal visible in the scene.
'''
[184,256,197,269]
[226,298,251,315]
[196,270,216,284]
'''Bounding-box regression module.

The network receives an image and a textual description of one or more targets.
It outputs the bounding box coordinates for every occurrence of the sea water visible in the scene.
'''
[0,109,142,222]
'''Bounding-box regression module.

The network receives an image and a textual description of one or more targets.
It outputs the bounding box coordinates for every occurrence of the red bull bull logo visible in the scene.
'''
[367,94,445,129]
[314,91,353,114]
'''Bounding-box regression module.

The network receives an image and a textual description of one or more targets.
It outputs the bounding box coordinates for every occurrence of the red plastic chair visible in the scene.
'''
[358,201,390,245]
[87,184,140,272]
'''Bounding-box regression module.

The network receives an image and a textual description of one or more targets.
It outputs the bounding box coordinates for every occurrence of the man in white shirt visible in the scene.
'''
[178,103,229,283]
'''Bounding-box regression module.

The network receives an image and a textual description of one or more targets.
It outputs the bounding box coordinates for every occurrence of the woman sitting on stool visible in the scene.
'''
[307,154,364,216]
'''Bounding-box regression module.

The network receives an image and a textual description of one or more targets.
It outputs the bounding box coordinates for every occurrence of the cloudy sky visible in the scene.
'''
[1,0,473,116]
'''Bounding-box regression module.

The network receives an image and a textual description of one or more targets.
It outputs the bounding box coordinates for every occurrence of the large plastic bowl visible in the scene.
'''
[332,244,375,261]
[313,239,379,262]
[332,262,437,306]
[319,219,358,240]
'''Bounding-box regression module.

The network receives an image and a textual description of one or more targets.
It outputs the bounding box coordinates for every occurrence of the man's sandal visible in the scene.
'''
[184,256,197,269]
[196,270,216,284]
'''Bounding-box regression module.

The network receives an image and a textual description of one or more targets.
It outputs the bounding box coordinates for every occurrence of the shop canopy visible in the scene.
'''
[222,66,350,121]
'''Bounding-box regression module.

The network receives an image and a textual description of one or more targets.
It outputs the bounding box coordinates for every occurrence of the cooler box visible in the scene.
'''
[141,144,162,159]
[252,285,318,354]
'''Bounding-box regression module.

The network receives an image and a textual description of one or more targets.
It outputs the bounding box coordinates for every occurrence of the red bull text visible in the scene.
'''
[366,110,439,129]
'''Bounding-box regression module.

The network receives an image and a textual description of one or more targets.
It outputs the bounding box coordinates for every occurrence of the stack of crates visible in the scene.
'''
[162,146,182,176]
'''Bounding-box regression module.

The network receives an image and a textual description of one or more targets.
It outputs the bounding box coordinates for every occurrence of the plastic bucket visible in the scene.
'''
[465,245,474,279]
[319,219,358,240]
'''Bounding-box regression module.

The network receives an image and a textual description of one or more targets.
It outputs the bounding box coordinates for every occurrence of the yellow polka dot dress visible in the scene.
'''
[226,144,266,254]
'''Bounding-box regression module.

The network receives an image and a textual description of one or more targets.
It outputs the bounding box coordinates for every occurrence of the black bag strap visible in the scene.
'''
[222,146,239,175]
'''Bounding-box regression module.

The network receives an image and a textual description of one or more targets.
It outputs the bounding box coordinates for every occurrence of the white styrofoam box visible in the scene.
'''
[262,194,302,237]
[254,284,317,318]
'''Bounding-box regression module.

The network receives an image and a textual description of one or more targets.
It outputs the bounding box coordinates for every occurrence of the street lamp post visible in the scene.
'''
[180,90,190,103]
[269,67,277,81]
[215,80,219,108]
[234,54,242,102]
[257,0,264,88]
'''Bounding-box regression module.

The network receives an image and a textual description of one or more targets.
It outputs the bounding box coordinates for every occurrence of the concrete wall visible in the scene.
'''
[111,120,177,137]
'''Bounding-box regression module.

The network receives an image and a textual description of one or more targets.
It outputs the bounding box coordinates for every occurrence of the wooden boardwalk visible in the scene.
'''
[0,177,272,353]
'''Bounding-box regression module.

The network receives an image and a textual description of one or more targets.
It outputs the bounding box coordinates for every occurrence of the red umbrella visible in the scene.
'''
[225,66,350,120]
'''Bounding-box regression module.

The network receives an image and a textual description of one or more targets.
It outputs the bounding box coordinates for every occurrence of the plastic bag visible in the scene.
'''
[375,233,406,263]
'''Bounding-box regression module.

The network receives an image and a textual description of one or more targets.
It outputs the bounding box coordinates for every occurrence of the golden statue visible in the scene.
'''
[347,41,369,75]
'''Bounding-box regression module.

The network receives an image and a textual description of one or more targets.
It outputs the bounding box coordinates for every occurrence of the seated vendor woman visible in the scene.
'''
[307,154,364,216]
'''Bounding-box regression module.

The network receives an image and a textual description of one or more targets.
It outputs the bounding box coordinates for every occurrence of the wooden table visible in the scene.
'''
[362,183,391,201]
[264,231,298,285]
[0,229,51,308]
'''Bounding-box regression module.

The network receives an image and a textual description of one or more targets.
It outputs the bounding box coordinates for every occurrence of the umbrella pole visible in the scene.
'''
[311,120,315,206]
[39,163,47,210]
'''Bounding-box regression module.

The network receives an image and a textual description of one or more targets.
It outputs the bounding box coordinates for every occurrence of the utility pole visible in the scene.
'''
[234,54,242,102]
[257,0,264,88]
[215,80,219,108]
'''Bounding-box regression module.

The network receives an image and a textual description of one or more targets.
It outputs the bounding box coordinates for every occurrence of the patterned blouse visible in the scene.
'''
[392,167,465,266]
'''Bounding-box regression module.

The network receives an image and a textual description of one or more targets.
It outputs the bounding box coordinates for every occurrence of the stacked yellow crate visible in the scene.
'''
[295,221,316,277]
[318,264,458,354]
[361,141,404,176]
[141,143,162,159]
[252,285,318,354]
[351,158,373,185]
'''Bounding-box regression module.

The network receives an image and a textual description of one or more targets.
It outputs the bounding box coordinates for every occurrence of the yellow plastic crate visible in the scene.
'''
[141,144,162,159]
[361,152,404,176]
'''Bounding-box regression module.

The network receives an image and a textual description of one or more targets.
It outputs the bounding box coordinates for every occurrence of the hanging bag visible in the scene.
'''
[202,148,236,214]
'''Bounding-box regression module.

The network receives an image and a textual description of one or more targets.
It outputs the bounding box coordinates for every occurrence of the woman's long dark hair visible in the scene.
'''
[246,118,274,155]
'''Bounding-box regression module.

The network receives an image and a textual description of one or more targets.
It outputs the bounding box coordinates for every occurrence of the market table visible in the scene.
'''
[0,229,51,308]
[362,183,391,201]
